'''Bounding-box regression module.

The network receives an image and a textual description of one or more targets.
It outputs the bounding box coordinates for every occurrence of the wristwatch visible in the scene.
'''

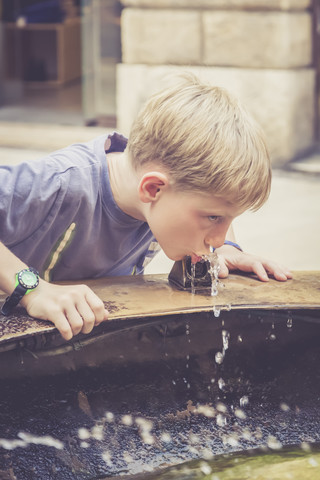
[1,268,40,316]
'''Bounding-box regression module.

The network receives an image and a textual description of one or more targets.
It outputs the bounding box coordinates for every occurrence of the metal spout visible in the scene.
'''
[168,256,212,291]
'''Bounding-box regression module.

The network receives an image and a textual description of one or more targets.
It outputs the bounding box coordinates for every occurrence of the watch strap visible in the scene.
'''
[1,284,27,315]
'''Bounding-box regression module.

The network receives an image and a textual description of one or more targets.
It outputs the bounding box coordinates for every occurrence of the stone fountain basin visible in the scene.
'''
[0,271,319,378]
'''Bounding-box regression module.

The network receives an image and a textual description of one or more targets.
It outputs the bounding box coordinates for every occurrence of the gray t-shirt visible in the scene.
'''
[0,133,159,281]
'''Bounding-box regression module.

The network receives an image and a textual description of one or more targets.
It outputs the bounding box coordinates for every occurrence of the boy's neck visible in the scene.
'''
[107,150,146,222]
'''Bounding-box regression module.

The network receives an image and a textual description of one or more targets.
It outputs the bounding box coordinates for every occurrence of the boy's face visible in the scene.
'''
[146,188,245,263]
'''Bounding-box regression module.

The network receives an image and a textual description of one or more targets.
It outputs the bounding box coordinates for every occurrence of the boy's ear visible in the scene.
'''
[138,172,169,203]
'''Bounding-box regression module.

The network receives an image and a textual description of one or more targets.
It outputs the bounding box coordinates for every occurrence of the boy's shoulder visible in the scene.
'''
[47,131,127,173]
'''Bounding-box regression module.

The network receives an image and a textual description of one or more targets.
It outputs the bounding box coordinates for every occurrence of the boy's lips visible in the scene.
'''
[190,253,203,264]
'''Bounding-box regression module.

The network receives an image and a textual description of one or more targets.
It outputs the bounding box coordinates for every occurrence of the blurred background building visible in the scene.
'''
[0,0,319,272]
[0,0,319,165]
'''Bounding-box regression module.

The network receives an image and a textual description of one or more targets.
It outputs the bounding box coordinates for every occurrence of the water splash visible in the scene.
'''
[0,432,64,451]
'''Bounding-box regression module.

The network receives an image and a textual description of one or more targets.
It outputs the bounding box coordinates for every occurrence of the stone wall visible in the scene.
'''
[117,0,316,165]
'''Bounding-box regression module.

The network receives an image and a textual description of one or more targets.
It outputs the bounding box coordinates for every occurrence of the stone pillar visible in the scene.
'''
[117,0,315,165]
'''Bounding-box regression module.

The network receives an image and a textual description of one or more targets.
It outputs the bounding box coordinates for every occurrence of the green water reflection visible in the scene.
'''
[136,445,320,480]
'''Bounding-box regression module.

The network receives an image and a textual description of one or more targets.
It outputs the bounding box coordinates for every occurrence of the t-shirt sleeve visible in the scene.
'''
[0,157,62,247]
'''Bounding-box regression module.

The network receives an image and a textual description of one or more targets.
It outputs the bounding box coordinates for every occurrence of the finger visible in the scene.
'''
[249,260,269,282]
[53,313,73,341]
[64,308,85,336]
[258,258,292,281]
[217,256,229,279]
[265,264,293,282]
[84,289,109,325]
[271,264,293,280]
[75,300,96,334]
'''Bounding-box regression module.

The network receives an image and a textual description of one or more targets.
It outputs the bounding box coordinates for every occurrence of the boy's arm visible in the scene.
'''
[0,242,108,340]
[216,225,292,282]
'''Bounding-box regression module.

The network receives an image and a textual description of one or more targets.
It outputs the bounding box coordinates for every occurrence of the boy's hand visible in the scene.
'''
[21,280,109,340]
[215,244,293,282]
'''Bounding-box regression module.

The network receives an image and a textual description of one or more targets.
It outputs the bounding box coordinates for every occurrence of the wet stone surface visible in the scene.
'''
[0,309,320,479]
[0,307,51,336]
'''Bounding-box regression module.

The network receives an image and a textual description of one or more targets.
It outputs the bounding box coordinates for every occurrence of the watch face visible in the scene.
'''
[18,269,39,289]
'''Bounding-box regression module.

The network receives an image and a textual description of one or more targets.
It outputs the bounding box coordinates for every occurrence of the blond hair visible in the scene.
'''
[127,73,271,211]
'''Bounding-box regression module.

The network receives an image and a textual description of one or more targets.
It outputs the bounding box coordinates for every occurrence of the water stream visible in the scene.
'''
[201,251,221,298]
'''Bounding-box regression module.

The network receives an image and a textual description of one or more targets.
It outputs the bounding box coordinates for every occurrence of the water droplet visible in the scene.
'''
[216,413,227,426]
[301,441,311,452]
[121,415,133,426]
[235,408,246,419]
[78,428,90,440]
[105,411,114,422]
[218,378,225,390]
[309,457,319,467]
[215,351,224,364]
[161,432,172,443]
[280,402,290,412]
[267,435,282,450]
[287,317,293,328]
[123,452,134,463]
[241,427,253,441]
[102,450,112,465]
[202,448,214,460]
[224,434,239,447]
[91,425,104,441]
[240,395,249,407]
[196,405,216,417]
[135,417,153,431]
[200,462,212,475]
[216,402,227,413]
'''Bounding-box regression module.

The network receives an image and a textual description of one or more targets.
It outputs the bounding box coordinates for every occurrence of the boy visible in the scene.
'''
[0,73,292,340]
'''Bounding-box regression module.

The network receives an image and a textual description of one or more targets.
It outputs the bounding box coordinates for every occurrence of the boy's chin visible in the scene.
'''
[164,252,186,262]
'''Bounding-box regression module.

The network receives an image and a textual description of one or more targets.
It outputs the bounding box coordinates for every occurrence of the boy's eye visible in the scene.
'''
[208,215,220,222]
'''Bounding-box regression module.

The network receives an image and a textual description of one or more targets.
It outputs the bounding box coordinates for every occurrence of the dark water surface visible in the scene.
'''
[0,309,320,479]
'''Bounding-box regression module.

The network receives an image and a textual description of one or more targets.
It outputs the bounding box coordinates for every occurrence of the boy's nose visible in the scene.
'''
[205,225,230,250]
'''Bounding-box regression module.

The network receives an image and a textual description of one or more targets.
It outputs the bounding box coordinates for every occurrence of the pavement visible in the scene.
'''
[0,122,319,275]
